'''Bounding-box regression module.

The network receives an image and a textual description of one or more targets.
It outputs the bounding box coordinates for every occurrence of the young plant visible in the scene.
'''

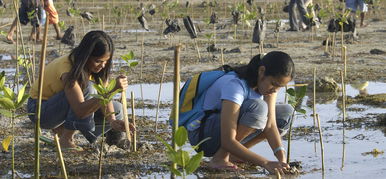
[157,126,208,178]
[120,51,138,74]
[91,79,122,179]
[286,85,307,164]
[0,75,30,179]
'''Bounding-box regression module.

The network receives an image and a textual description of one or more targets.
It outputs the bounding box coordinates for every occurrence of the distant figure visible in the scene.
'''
[287,0,309,31]
[6,0,62,44]
[346,0,368,27]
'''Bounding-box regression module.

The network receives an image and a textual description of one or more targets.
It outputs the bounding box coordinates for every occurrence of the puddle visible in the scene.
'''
[106,29,157,33]
[0,54,12,61]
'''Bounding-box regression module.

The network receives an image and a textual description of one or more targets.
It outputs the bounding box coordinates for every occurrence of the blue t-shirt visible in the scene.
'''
[203,72,263,111]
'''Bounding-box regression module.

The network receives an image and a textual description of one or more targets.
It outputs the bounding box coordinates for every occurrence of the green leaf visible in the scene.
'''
[15,94,29,109]
[192,137,211,150]
[156,136,174,152]
[15,113,34,118]
[0,109,12,118]
[297,108,306,114]
[286,88,295,96]
[129,61,139,67]
[17,84,27,103]
[1,135,12,152]
[3,87,15,99]
[107,79,117,93]
[296,86,307,99]
[166,165,182,176]
[0,97,15,109]
[176,150,190,167]
[175,126,188,147]
[185,151,204,174]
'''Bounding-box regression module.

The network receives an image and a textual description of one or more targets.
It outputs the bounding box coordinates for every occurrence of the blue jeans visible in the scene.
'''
[288,0,308,30]
[188,99,294,157]
[27,81,123,143]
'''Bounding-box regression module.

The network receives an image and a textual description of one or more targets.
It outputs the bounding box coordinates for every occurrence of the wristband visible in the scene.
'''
[273,146,285,154]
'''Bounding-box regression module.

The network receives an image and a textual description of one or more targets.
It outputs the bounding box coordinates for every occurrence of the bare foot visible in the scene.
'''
[229,154,245,164]
[208,159,241,171]
[5,35,14,44]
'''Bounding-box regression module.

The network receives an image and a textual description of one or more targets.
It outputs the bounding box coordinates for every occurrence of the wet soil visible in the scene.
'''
[1,0,386,178]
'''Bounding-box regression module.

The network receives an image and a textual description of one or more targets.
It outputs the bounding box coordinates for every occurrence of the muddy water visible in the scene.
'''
[127,81,386,178]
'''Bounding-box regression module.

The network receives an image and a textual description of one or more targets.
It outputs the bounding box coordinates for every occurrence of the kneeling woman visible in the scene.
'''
[189,51,294,174]
[28,31,130,149]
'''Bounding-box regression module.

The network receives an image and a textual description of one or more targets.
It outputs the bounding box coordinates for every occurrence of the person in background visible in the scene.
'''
[346,0,368,27]
[287,0,309,31]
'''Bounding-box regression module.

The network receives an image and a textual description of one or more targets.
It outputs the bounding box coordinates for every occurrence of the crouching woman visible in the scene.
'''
[27,31,132,150]
[188,51,295,174]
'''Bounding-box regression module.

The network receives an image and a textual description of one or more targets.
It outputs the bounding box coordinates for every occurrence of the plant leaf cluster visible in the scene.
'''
[121,51,138,68]
[91,79,121,106]
[157,126,208,177]
[286,85,307,114]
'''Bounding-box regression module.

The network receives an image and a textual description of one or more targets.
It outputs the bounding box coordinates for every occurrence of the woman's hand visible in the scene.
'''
[114,75,128,91]
[263,161,289,175]
[110,120,136,133]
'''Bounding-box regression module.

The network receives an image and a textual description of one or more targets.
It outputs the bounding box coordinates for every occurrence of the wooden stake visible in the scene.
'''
[316,114,325,173]
[343,46,347,78]
[0,22,12,29]
[332,32,336,59]
[172,45,181,171]
[131,91,137,152]
[102,15,105,31]
[54,134,68,179]
[340,71,346,123]
[275,169,281,179]
[324,37,329,54]
[220,47,224,66]
[155,61,168,133]
[81,17,86,35]
[34,11,50,179]
[140,32,145,116]
[121,90,132,143]
[313,68,317,128]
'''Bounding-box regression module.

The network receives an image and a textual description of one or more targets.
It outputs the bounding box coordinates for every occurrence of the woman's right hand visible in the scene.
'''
[114,75,128,91]
[263,161,289,175]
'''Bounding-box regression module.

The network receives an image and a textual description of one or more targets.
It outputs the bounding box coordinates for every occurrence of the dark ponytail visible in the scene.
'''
[234,51,294,88]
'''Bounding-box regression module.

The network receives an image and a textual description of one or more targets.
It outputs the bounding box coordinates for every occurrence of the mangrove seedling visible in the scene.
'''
[252,18,266,54]
[286,85,307,164]
[157,126,209,178]
[182,16,201,62]
[91,79,122,179]
[0,80,30,179]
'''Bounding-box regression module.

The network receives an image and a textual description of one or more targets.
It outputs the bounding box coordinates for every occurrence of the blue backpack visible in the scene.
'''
[170,67,249,131]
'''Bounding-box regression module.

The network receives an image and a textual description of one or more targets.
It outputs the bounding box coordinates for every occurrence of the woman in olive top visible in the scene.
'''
[28,31,132,150]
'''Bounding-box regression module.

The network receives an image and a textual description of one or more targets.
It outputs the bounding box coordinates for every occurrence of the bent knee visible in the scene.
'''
[238,99,268,130]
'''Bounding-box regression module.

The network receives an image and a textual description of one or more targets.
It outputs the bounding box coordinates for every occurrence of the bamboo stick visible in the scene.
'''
[172,45,181,171]
[275,169,281,179]
[313,68,317,128]
[155,61,168,133]
[81,17,85,35]
[54,134,68,179]
[324,37,329,54]
[220,47,224,66]
[121,90,132,144]
[102,15,105,31]
[0,22,12,29]
[140,32,145,116]
[34,11,50,179]
[340,71,346,123]
[343,46,347,78]
[131,91,137,152]
[316,114,325,173]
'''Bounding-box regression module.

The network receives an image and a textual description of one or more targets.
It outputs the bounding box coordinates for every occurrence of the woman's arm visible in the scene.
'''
[263,92,286,162]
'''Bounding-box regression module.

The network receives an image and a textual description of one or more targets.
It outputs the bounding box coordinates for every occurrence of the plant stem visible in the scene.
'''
[343,46,347,78]
[193,38,201,63]
[11,113,15,179]
[155,61,168,132]
[35,12,49,179]
[313,68,316,128]
[131,91,137,152]
[340,71,346,123]
[316,114,325,173]
[286,108,296,164]
[98,108,107,179]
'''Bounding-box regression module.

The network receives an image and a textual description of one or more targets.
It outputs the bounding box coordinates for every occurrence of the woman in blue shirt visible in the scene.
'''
[189,51,295,174]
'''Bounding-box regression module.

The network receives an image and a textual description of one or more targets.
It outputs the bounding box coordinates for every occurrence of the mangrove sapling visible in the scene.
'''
[340,71,346,123]
[286,85,308,164]
[155,61,168,133]
[231,9,240,40]
[91,79,122,179]
[0,82,30,179]
[157,126,208,178]
[273,19,283,48]
[209,12,218,45]
[54,134,68,179]
[252,18,266,54]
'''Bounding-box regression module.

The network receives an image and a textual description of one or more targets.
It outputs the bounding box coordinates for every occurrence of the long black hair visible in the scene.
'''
[233,51,295,88]
[66,31,114,89]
